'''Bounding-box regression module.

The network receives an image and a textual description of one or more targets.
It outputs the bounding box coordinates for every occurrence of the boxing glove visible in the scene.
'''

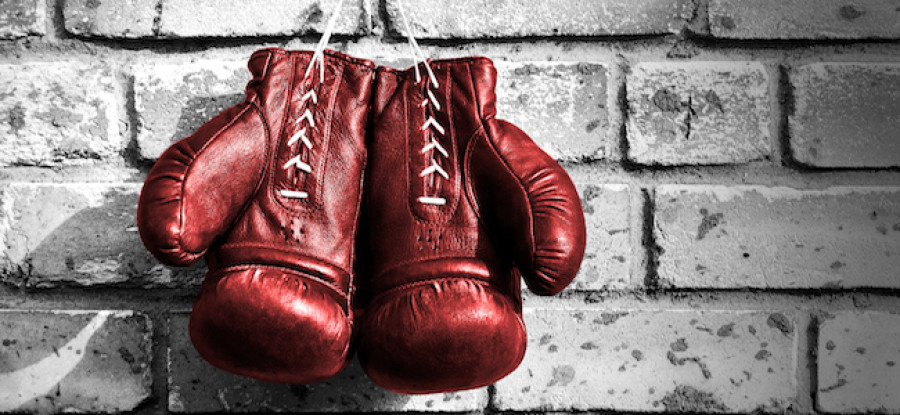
[137,48,375,383]
[358,57,586,393]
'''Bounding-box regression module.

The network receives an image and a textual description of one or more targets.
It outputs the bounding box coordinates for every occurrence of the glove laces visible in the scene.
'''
[278,0,345,200]
[397,0,446,207]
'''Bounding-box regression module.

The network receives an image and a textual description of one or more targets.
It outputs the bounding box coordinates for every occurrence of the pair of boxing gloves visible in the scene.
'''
[137,48,586,394]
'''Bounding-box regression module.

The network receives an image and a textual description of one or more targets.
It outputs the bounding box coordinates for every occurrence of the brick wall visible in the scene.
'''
[1,0,899,413]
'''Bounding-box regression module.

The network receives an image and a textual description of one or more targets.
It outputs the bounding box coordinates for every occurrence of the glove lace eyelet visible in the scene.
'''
[416,68,446,207]
[279,61,322,201]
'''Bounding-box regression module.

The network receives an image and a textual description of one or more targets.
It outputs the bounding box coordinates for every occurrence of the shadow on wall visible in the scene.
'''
[169,94,245,147]
[0,184,204,288]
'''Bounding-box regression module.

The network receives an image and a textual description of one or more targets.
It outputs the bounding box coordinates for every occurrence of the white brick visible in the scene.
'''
[0,0,45,39]
[133,60,249,160]
[571,184,631,290]
[64,0,157,38]
[386,0,695,38]
[655,185,900,289]
[710,0,900,39]
[627,62,771,165]
[791,63,900,168]
[818,312,900,414]
[0,62,122,166]
[158,0,368,37]
[494,308,797,412]
[496,62,609,162]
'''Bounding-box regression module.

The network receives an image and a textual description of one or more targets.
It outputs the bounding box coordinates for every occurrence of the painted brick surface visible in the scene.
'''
[134,60,249,160]
[385,0,695,38]
[627,62,771,165]
[494,308,797,412]
[64,0,157,38]
[496,62,609,161]
[0,182,203,288]
[710,0,900,39]
[790,63,900,168]
[0,62,122,166]
[0,310,151,413]
[158,0,368,38]
[0,0,45,38]
[167,313,487,412]
[655,185,900,289]
[817,312,900,413]
[571,184,631,290]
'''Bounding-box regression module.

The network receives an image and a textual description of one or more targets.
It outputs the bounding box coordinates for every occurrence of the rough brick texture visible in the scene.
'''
[494,308,797,413]
[64,0,157,38]
[134,60,249,160]
[655,185,900,289]
[818,312,900,413]
[0,182,203,288]
[158,0,368,38]
[386,0,695,38]
[0,62,122,166]
[627,62,771,165]
[710,0,900,39]
[496,62,609,161]
[167,313,487,412]
[0,0,44,38]
[571,183,632,290]
[790,63,900,168]
[0,310,151,413]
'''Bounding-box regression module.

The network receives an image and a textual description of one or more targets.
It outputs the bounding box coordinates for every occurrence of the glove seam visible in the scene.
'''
[466,64,538,271]
[370,276,493,302]
[209,263,351,304]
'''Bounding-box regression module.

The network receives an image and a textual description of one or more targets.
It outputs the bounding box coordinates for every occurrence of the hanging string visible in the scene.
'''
[304,0,346,83]
[395,0,438,87]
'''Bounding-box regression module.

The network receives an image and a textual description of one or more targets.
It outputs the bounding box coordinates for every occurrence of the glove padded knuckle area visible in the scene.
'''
[359,277,526,394]
[190,266,352,384]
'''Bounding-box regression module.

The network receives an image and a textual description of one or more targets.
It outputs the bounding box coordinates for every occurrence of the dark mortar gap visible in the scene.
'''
[640,188,661,290]
[121,73,154,172]
[777,64,801,169]
[688,36,900,50]
[808,312,820,410]
[51,0,70,40]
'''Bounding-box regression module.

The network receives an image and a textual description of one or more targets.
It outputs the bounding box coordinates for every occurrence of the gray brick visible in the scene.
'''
[627,62,771,165]
[385,0,695,38]
[496,62,609,162]
[655,185,900,289]
[158,0,368,38]
[64,0,157,38]
[134,60,249,160]
[571,184,631,290]
[0,0,45,39]
[0,182,203,288]
[494,308,797,412]
[791,63,900,168]
[0,62,123,166]
[818,312,900,413]
[710,0,900,39]
[167,313,487,412]
[0,310,151,412]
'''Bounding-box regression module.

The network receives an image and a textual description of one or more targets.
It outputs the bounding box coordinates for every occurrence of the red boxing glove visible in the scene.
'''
[137,49,375,383]
[358,57,586,393]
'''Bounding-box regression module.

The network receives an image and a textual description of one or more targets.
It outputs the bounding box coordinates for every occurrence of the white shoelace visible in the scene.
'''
[279,0,344,200]
[397,0,446,206]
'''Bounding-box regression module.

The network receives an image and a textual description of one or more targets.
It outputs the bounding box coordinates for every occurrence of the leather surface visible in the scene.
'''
[359,57,586,394]
[137,48,375,383]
